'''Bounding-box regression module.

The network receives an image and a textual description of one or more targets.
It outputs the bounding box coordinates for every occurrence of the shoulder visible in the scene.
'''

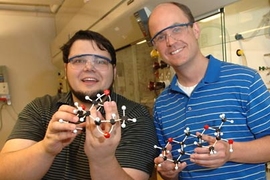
[208,55,259,82]
[29,93,63,105]
[24,93,66,113]
[220,61,262,85]
[209,55,257,75]
[221,61,257,74]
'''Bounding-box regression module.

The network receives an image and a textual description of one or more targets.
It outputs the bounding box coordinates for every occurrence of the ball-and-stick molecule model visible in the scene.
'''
[154,114,234,169]
[59,90,136,138]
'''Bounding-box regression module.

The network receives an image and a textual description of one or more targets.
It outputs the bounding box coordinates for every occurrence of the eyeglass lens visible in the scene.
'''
[68,54,111,70]
[152,23,192,45]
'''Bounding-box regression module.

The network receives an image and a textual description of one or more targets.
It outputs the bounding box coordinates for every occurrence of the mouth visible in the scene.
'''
[81,77,98,83]
[170,47,184,55]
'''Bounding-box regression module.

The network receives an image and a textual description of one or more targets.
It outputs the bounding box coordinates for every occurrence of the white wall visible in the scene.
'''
[0,11,59,149]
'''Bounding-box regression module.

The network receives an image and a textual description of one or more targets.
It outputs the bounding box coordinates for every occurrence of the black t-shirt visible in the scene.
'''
[8,92,158,179]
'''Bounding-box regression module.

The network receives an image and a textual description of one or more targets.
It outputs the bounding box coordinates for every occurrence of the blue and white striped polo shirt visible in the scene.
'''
[154,55,270,180]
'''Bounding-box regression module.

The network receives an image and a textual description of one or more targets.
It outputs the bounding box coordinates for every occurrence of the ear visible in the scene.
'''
[192,22,200,40]
[113,66,117,80]
[64,64,68,79]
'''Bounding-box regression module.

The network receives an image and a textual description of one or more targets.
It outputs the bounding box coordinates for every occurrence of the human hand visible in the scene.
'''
[154,144,187,180]
[84,101,121,163]
[190,133,232,168]
[42,105,83,156]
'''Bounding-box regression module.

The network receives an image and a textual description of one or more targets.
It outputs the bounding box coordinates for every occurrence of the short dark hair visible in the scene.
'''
[61,30,116,65]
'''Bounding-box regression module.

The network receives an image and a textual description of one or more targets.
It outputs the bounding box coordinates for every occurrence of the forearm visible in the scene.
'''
[229,135,270,163]
[0,141,55,180]
[89,156,133,180]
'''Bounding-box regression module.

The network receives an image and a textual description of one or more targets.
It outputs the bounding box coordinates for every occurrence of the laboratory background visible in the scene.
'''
[0,0,269,179]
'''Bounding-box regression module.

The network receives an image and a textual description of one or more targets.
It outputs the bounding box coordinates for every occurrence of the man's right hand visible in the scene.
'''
[41,105,83,156]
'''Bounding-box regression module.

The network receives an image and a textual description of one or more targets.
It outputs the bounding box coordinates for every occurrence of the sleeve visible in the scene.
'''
[7,97,50,142]
[246,72,270,138]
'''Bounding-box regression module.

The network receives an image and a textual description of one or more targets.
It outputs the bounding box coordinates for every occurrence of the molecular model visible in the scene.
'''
[154,114,234,169]
[59,89,137,138]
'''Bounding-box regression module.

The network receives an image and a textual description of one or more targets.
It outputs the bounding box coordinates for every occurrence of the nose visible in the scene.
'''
[165,34,174,47]
[84,60,95,71]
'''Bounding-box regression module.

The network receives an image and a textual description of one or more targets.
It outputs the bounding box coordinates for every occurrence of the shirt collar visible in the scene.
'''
[204,55,221,83]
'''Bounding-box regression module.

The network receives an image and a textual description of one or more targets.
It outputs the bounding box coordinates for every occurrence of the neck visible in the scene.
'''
[175,55,208,87]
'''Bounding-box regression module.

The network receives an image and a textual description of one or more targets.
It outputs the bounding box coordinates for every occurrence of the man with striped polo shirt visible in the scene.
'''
[148,2,270,180]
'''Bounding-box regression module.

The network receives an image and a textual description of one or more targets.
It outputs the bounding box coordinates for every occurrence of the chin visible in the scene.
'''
[69,80,114,102]
[79,90,103,102]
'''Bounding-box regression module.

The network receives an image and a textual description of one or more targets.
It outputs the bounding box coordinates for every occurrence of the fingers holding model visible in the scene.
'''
[42,104,83,156]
